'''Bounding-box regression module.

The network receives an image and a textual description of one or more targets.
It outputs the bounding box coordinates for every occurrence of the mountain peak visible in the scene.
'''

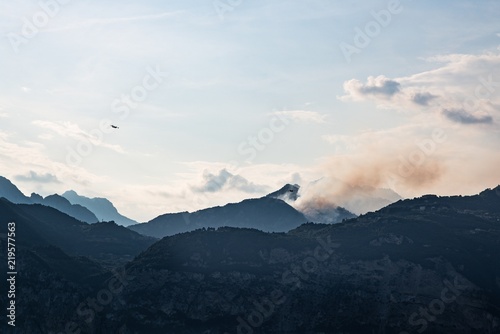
[266,183,300,201]
[30,192,43,202]
[0,175,31,204]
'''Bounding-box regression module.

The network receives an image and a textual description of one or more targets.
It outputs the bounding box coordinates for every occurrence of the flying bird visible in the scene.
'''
[111,125,119,129]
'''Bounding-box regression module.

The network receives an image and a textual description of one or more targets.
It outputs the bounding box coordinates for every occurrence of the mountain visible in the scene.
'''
[342,185,402,214]
[0,198,156,266]
[267,183,358,224]
[266,183,300,201]
[0,176,32,204]
[0,176,98,223]
[2,184,500,333]
[128,197,308,238]
[63,190,139,226]
[31,193,99,223]
[0,238,109,334]
[0,198,123,334]
[0,175,137,227]
[299,202,358,224]
[90,186,500,333]
[301,177,402,214]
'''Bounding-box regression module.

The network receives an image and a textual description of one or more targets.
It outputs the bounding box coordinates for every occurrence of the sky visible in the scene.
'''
[1,0,499,222]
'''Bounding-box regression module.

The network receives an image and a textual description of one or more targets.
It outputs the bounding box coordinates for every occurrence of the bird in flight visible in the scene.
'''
[111,125,119,129]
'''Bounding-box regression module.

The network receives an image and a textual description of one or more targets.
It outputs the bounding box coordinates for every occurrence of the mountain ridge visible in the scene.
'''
[104,185,500,333]
[63,190,139,226]
[1,185,499,332]
[0,175,139,226]
[0,198,156,266]
[0,176,99,223]
[128,196,309,238]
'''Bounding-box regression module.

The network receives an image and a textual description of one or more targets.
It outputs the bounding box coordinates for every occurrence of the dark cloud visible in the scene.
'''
[358,79,401,97]
[15,171,60,183]
[193,169,269,194]
[442,109,493,125]
[412,92,438,106]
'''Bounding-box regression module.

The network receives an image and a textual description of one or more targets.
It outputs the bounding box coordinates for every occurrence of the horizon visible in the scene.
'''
[2,173,499,223]
[1,0,500,221]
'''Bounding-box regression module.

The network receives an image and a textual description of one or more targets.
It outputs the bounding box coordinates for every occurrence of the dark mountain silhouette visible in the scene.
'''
[0,176,99,223]
[63,190,139,226]
[0,198,119,334]
[0,176,138,226]
[0,198,156,266]
[93,185,500,333]
[2,185,500,333]
[128,197,308,238]
[0,238,110,334]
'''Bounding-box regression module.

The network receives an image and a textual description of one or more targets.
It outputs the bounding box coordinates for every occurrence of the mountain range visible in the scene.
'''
[128,184,357,238]
[2,184,499,333]
[0,176,137,226]
[0,177,357,232]
[0,197,156,266]
[84,185,500,333]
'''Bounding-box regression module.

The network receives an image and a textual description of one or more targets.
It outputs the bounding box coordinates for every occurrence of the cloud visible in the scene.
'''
[442,109,493,125]
[341,76,401,101]
[0,112,8,118]
[340,52,500,126]
[272,110,327,123]
[104,162,315,221]
[412,92,438,106]
[0,131,103,189]
[193,169,270,194]
[15,171,61,184]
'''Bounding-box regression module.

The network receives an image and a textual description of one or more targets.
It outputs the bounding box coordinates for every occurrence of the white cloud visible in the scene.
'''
[192,169,270,194]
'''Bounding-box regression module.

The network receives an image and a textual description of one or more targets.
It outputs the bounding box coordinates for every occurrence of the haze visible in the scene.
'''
[1,0,499,221]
